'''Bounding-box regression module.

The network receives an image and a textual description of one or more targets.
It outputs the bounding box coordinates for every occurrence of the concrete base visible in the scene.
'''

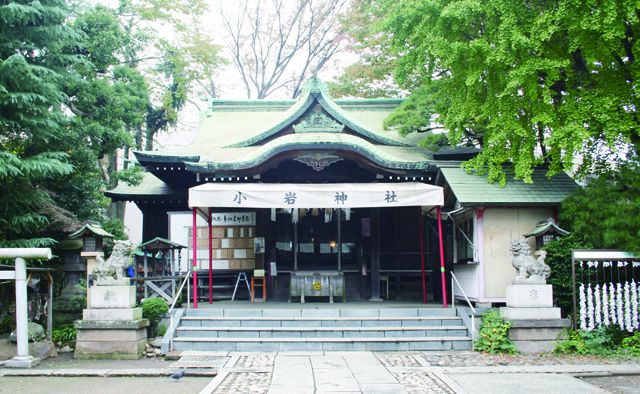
[500,306,561,320]
[506,285,553,308]
[74,318,149,359]
[83,307,142,321]
[4,356,41,368]
[507,319,571,353]
[89,286,136,309]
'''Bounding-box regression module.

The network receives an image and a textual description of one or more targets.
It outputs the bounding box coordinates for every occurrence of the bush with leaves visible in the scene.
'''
[474,310,517,354]
[141,298,168,338]
[621,332,640,356]
[52,325,77,347]
[543,234,592,317]
[555,326,627,356]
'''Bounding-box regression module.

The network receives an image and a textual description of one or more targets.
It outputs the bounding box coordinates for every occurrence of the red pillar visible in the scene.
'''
[437,206,448,308]
[208,208,213,304]
[192,208,198,309]
[418,207,427,304]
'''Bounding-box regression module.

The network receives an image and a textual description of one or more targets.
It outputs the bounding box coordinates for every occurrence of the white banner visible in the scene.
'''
[189,182,443,209]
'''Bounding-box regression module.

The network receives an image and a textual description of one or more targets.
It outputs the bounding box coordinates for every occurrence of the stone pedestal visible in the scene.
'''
[500,284,569,353]
[74,284,148,359]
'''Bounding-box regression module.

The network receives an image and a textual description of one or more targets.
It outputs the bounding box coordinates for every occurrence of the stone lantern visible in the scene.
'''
[68,222,114,305]
[524,218,570,250]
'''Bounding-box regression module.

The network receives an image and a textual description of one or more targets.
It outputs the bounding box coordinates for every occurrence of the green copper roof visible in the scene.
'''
[439,165,579,206]
[139,237,186,250]
[524,219,570,238]
[69,222,114,239]
[226,77,407,148]
[185,133,433,172]
[105,173,186,201]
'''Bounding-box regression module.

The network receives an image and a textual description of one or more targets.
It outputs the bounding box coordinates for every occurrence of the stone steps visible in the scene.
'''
[171,336,472,351]
[170,307,472,352]
[175,325,469,338]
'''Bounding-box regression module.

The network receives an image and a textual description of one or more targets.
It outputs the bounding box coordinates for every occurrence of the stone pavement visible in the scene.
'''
[2,351,640,393]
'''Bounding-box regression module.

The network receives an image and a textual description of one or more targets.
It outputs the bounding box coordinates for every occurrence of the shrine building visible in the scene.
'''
[107,77,579,307]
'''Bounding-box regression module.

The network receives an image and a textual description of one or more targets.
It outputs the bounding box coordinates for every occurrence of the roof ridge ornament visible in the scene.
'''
[294,152,343,172]
[293,111,344,133]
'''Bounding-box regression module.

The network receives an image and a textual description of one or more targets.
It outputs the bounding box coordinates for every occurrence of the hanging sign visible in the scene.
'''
[211,212,256,226]
[190,182,443,209]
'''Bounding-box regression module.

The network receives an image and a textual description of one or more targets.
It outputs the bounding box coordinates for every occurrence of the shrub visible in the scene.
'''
[52,325,77,347]
[157,323,167,337]
[141,298,168,323]
[621,332,640,356]
[554,326,625,355]
[543,233,592,317]
[474,310,517,354]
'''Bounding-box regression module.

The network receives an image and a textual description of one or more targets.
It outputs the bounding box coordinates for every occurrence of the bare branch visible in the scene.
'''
[218,0,347,99]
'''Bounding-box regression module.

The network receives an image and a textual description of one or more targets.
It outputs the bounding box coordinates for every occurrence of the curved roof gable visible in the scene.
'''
[225,77,407,148]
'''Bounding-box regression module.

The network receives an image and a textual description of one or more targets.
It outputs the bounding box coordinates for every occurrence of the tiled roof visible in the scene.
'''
[105,173,185,201]
[185,133,433,172]
[439,165,580,206]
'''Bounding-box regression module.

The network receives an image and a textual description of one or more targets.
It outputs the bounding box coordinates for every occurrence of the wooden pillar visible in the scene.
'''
[437,206,448,308]
[370,208,381,301]
[208,208,213,304]
[419,207,427,304]
[192,208,198,309]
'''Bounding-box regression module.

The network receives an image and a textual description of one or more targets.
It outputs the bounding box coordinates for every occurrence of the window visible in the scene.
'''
[454,213,475,263]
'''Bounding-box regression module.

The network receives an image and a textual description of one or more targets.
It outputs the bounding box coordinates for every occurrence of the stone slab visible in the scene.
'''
[82,308,142,321]
[506,284,553,308]
[75,319,149,330]
[509,319,571,329]
[446,372,607,394]
[512,340,559,353]
[89,286,135,309]
[4,356,41,368]
[76,328,147,342]
[500,307,561,320]
[74,338,146,359]
[509,327,565,341]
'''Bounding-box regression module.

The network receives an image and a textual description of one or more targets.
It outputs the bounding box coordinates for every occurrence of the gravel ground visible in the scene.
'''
[580,375,640,394]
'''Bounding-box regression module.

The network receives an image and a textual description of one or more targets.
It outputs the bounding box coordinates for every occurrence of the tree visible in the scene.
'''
[116,0,226,150]
[560,160,640,254]
[218,0,348,99]
[0,0,79,247]
[340,0,640,184]
[328,0,401,99]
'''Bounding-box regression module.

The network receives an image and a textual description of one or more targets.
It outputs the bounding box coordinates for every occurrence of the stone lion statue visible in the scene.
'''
[92,240,135,285]
[509,239,551,284]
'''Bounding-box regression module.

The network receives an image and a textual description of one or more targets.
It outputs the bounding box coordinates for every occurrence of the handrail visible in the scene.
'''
[451,272,476,345]
[168,268,192,353]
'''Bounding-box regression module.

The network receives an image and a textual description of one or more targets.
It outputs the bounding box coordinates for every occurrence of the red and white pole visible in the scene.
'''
[208,208,213,304]
[437,206,448,308]
[192,207,198,309]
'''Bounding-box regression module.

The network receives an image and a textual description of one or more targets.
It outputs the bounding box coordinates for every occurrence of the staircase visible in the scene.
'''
[170,307,472,352]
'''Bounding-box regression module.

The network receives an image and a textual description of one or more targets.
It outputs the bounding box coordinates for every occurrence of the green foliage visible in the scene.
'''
[52,325,77,347]
[0,314,12,334]
[474,310,517,354]
[542,234,592,316]
[555,327,627,356]
[621,332,640,356]
[141,298,168,323]
[561,160,640,254]
[344,0,640,183]
[157,323,167,337]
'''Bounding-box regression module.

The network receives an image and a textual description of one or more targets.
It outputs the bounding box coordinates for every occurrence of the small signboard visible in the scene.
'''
[210,212,256,226]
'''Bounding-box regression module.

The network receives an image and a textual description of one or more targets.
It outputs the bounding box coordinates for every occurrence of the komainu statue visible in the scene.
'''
[509,239,551,284]
[92,240,135,285]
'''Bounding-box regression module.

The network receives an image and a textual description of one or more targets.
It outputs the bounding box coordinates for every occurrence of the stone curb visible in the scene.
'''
[435,364,640,376]
[0,368,218,377]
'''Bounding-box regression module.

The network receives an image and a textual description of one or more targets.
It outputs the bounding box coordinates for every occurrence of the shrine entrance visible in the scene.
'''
[188,182,448,308]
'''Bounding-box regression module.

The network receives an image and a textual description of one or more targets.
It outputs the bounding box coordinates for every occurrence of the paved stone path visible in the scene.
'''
[3,350,640,393]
